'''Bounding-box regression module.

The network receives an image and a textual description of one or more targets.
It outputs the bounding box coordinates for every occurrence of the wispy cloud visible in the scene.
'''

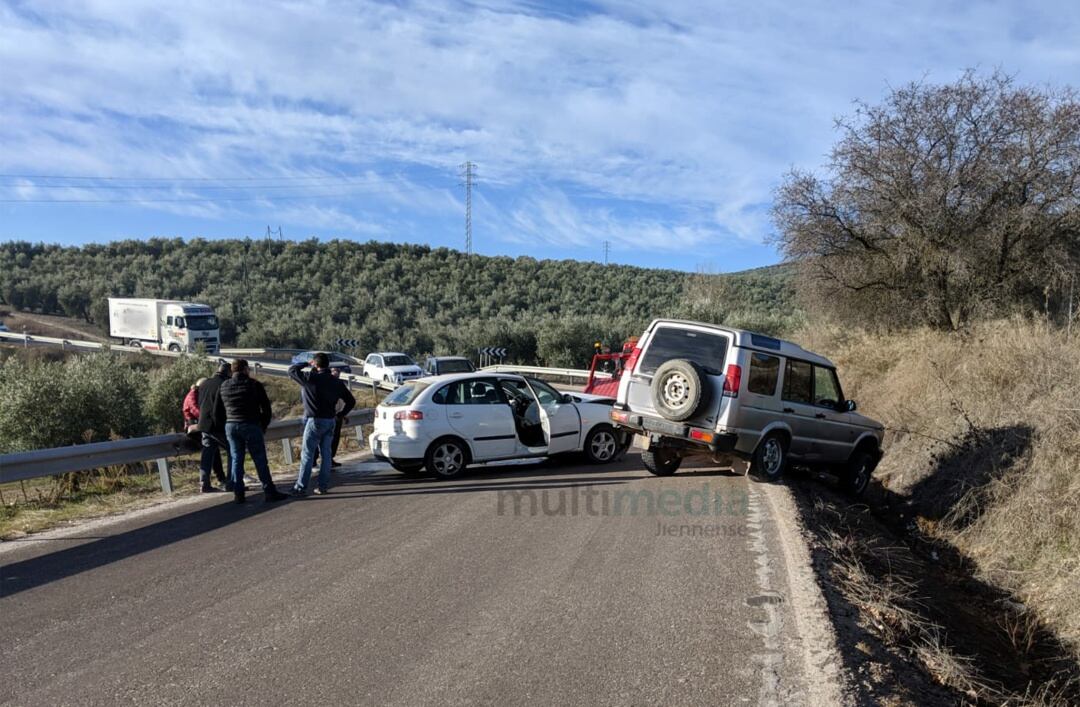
[1,1,1078,266]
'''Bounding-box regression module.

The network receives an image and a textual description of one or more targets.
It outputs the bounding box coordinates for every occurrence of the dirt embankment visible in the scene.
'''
[789,319,1080,704]
[0,310,109,341]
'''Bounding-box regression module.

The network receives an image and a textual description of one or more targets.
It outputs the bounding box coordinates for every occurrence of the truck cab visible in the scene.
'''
[162,303,220,353]
[108,298,220,353]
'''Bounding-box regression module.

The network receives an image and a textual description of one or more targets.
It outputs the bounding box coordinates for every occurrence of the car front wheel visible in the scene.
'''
[583,425,619,464]
[750,433,787,482]
[842,449,875,496]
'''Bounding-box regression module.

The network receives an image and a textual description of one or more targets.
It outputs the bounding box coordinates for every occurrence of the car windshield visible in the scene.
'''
[438,359,474,373]
[384,355,415,367]
[382,381,430,406]
[184,315,219,330]
[639,326,728,376]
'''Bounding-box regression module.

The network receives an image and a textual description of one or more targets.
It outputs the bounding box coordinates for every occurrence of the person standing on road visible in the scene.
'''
[197,363,233,493]
[288,353,353,495]
[216,359,288,504]
[313,366,356,469]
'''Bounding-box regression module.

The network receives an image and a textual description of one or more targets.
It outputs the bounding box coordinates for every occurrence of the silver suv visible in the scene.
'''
[610,319,884,495]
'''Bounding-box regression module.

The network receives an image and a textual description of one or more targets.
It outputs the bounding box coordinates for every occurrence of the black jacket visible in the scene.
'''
[288,363,356,419]
[197,371,229,434]
[217,373,273,429]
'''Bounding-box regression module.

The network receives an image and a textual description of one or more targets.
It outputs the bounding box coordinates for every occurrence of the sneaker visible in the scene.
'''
[313,488,328,496]
[289,487,307,498]
[201,486,223,494]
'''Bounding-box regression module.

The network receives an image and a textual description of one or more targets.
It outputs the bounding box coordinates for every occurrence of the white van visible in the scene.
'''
[610,319,884,494]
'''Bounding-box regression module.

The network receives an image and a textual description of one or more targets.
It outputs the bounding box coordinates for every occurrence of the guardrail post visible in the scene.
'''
[354,424,365,448]
[156,458,173,494]
[281,438,294,465]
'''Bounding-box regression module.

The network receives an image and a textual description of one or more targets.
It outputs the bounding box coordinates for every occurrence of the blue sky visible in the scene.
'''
[2,1,1078,272]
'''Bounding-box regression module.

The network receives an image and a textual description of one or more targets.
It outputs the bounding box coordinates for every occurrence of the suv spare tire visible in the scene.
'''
[651,358,710,422]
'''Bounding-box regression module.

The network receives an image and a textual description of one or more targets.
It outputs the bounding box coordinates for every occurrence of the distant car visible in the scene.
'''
[0,323,9,332]
[289,351,356,373]
[422,356,476,377]
[370,372,627,478]
[363,352,423,384]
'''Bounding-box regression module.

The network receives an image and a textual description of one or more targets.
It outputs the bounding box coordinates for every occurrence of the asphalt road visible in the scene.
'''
[0,453,830,706]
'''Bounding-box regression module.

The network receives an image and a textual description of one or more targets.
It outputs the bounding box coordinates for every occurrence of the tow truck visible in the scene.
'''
[582,337,637,398]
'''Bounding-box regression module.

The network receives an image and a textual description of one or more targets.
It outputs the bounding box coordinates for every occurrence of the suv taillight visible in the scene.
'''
[723,364,741,397]
[394,410,423,420]
[625,345,643,373]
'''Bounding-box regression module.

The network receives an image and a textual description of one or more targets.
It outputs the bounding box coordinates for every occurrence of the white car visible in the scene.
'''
[370,372,627,478]
[363,352,423,384]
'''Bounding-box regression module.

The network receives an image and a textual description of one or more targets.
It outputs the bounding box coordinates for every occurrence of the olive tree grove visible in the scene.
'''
[773,71,1080,330]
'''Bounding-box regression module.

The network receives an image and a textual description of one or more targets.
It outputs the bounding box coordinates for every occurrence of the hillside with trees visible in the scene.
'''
[0,239,796,367]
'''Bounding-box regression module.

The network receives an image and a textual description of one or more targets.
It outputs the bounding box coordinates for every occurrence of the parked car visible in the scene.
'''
[422,356,476,376]
[0,323,9,332]
[609,318,884,495]
[363,352,423,384]
[289,351,357,373]
[370,372,627,478]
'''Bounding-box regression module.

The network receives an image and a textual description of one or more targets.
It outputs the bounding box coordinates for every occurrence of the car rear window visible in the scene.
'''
[438,359,475,373]
[382,381,430,406]
[384,355,414,367]
[747,353,780,395]
[638,327,728,376]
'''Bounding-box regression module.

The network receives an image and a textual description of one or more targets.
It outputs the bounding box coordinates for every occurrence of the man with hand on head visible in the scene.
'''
[216,359,288,505]
[288,352,353,496]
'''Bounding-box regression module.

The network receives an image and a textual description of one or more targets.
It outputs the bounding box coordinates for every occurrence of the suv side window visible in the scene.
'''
[747,353,780,396]
[782,359,813,404]
[639,326,728,375]
[813,366,843,409]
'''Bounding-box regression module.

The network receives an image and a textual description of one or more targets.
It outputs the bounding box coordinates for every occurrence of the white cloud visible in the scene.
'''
[1,0,1078,252]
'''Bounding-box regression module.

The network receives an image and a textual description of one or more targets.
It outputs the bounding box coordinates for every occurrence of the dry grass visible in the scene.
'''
[798,317,1080,661]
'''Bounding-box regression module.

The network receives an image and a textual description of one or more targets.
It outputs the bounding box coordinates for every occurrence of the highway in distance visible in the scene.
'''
[0,453,838,706]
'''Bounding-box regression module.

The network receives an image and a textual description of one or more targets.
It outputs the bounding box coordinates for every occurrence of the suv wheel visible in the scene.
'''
[750,433,787,482]
[651,359,710,422]
[641,447,682,476]
[584,425,619,464]
[842,449,874,496]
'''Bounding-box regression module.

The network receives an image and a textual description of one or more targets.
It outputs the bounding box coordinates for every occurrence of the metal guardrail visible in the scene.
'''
[481,364,608,381]
[0,410,375,491]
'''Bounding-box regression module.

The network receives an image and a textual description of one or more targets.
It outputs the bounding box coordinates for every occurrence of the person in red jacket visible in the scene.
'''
[183,379,205,428]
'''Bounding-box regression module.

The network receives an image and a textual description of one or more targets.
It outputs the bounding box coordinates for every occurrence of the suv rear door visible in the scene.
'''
[624,323,731,430]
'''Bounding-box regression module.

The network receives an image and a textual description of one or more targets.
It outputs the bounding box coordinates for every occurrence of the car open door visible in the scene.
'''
[524,377,580,454]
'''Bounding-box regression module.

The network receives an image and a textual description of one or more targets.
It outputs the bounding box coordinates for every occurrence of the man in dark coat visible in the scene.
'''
[196,362,232,492]
[216,359,288,504]
[288,353,354,495]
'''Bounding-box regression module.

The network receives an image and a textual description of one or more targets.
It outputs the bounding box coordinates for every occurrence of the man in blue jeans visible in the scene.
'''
[289,352,355,496]
[216,358,288,504]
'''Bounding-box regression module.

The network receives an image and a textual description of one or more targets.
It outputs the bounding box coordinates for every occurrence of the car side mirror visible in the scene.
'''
[562,394,574,404]
[844,400,857,412]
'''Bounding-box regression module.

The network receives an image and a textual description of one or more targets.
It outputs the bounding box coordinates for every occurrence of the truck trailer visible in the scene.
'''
[108,298,220,353]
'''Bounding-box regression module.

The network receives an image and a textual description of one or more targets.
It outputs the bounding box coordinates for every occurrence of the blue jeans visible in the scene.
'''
[199,433,229,487]
[294,417,335,492]
[225,422,274,490]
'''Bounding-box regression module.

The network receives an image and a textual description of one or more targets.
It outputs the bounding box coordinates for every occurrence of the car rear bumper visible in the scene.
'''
[609,410,740,454]
[369,432,426,462]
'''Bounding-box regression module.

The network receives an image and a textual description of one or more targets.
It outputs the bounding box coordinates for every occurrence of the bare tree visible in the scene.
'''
[773,70,1080,330]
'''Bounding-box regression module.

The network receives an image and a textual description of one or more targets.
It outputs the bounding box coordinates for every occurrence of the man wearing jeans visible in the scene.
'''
[197,362,232,492]
[289,352,354,496]
[216,359,288,505]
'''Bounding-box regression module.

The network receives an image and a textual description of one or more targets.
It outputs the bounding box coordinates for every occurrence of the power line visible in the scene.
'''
[0,179,378,191]
[0,172,362,182]
[459,161,476,255]
[0,191,371,204]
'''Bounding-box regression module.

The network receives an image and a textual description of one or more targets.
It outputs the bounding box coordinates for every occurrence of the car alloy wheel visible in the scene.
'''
[588,429,617,462]
[431,443,464,476]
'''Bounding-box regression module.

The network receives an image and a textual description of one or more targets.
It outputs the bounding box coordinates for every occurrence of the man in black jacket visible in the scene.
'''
[288,353,355,495]
[197,362,232,492]
[216,359,288,504]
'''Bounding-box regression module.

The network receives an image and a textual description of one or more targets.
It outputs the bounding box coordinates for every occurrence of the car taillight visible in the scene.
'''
[610,409,630,423]
[723,364,741,397]
[394,410,423,420]
[625,345,642,373]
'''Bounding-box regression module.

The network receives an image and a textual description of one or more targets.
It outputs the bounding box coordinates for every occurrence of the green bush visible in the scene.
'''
[144,355,216,433]
[0,352,149,453]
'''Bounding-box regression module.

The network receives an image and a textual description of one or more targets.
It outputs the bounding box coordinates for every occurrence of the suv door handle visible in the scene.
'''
[814,413,826,419]
[449,412,464,419]
[783,407,795,413]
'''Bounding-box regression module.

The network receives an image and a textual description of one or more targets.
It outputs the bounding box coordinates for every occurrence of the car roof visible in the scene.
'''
[374,351,408,357]
[429,355,470,361]
[414,371,523,386]
[645,318,835,367]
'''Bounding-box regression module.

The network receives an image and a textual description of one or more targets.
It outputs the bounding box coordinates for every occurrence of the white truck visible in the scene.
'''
[108,298,221,353]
